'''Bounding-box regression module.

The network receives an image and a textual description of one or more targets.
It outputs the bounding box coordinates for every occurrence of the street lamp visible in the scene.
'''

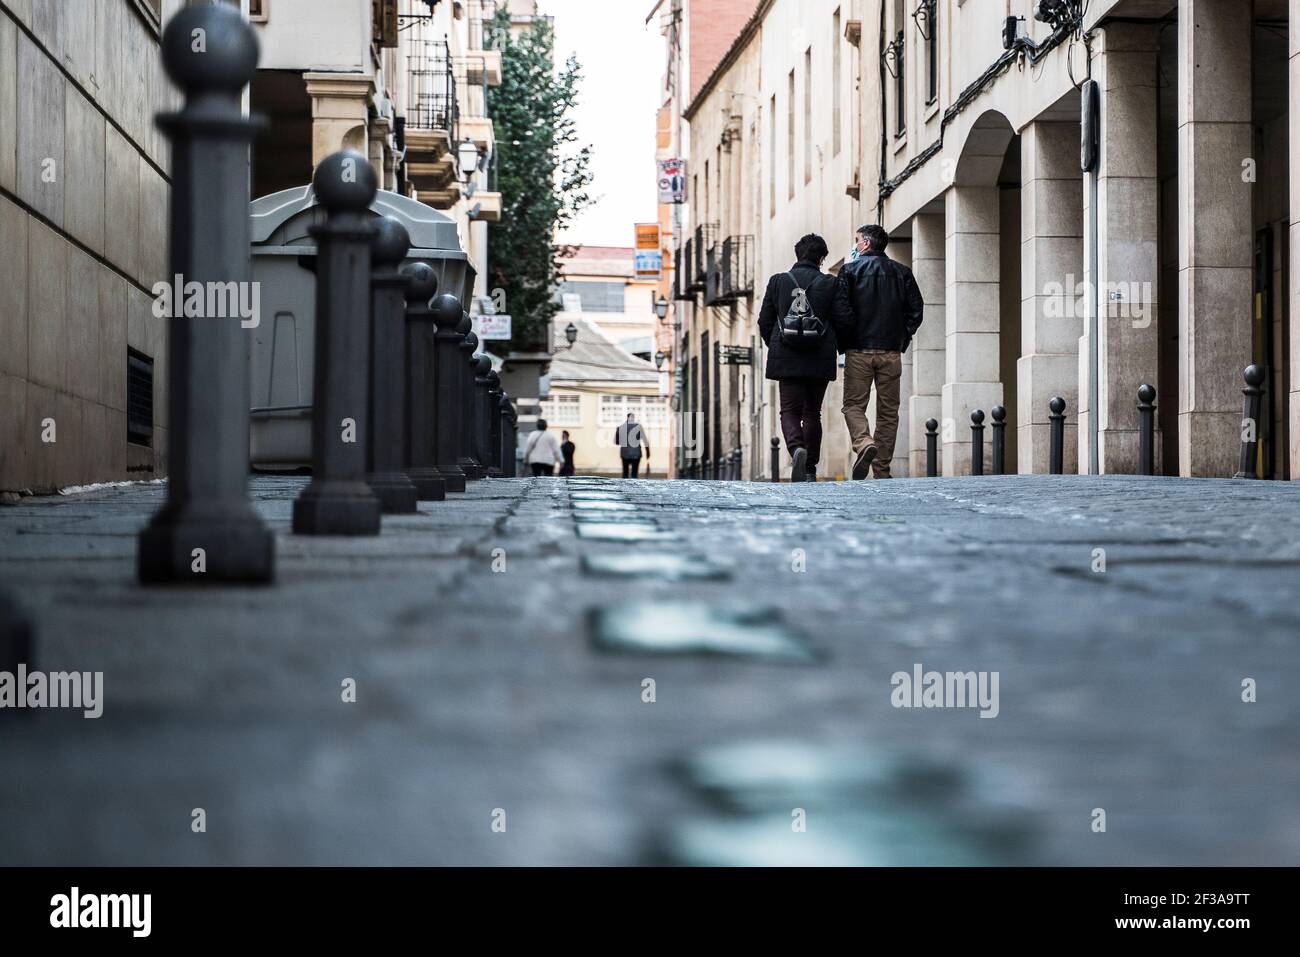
[457,138,482,183]
[564,322,578,346]
[654,350,666,370]
[655,296,669,321]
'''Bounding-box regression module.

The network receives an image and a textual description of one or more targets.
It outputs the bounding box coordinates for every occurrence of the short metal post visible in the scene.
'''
[970,410,985,476]
[1234,364,1266,479]
[138,4,274,582]
[925,418,938,477]
[1049,396,1066,475]
[736,446,743,481]
[486,370,504,478]
[458,324,483,480]
[430,293,468,492]
[473,354,494,477]
[1137,383,1156,476]
[990,405,1006,476]
[770,436,780,482]
[291,150,382,536]
[1,590,33,676]
[402,263,447,501]
[367,216,419,514]
[497,391,512,476]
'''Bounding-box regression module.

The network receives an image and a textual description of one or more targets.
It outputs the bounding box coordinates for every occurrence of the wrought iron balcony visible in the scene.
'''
[407,39,458,139]
[719,235,754,301]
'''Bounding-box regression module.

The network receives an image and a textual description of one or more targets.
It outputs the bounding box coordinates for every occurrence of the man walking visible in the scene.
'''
[614,413,650,478]
[836,224,924,480]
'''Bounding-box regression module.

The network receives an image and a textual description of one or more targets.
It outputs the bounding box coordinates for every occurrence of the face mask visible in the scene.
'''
[849,245,859,261]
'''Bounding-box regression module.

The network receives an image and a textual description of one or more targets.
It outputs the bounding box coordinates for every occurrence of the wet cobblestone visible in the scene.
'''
[1,474,1298,865]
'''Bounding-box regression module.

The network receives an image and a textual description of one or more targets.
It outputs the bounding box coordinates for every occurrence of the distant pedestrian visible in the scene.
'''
[757,232,854,482]
[522,419,564,477]
[836,224,924,480]
[559,430,576,476]
[614,413,650,478]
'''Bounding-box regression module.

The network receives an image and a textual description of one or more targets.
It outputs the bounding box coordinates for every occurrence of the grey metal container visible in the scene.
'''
[248,187,474,470]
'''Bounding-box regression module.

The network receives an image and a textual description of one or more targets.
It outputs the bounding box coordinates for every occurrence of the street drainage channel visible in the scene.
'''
[571,486,815,663]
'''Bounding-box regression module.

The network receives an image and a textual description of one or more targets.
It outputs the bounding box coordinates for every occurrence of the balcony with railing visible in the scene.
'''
[405,38,459,207]
[719,235,754,301]
[673,245,694,301]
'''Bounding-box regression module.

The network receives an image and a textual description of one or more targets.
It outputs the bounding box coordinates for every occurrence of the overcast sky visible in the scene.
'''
[544,0,664,249]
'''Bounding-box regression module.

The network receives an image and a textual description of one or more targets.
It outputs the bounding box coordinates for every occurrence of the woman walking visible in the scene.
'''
[522,419,565,477]
[756,233,853,481]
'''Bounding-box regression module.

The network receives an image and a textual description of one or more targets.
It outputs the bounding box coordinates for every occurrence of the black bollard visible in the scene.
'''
[472,355,494,477]
[1137,383,1156,476]
[458,322,483,480]
[925,418,939,477]
[401,263,447,501]
[1,590,34,680]
[430,294,468,492]
[970,410,985,476]
[486,369,504,478]
[497,391,512,477]
[770,437,780,482]
[991,405,1006,476]
[1048,396,1066,475]
[1233,364,1266,480]
[367,217,419,514]
[292,151,383,536]
[138,4,274,583]
[502,399,518,477]
[735,447,743,481]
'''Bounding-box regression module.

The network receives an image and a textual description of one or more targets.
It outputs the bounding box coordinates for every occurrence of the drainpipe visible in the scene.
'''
[1082,76,1099,475]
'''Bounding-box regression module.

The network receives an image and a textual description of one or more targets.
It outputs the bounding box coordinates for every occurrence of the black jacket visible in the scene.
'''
[757,261,853,381]
[835,250,924,353]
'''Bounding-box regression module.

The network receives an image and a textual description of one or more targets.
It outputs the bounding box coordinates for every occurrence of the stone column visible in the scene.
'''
[1019,120,1083,474]
[908,212,945,476]
[1177,0,1254,476]
[1080,25,1162,475]
[942,185,1003,474]
[304,73,374,170]
[1290,0,1300,478]
[890,241,914,478]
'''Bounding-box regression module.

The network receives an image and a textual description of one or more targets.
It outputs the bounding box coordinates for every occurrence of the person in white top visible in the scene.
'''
[522,418,565,477]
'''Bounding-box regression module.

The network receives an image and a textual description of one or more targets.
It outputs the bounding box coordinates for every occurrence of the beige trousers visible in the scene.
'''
[841,350,902,477]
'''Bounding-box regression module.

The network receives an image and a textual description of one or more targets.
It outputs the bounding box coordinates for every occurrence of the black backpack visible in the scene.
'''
[776,271,829,351]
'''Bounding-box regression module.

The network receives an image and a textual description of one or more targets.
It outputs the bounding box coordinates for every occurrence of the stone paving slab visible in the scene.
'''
[1,474,1298,865]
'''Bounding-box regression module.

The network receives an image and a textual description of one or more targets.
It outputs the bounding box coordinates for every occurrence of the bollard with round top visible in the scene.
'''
[431,293,468,492]
[401,263,447,501]
[486,370,504,478]
[1137,383,1157,476]
[366,216,419,514]
[138,4,274,582]
[925,418,939,477]
[970,410,985,476]
[990,406,1006,476]
[502,398,519,477]
[292,150,382,536]
[473,355,494,477]
[1048,396,1066,475]
[1233,364,1266,480]
[458,321,483,480]
[770,437,780,482]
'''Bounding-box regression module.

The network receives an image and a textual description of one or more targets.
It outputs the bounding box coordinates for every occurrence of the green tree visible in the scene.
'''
[486,8,594,352]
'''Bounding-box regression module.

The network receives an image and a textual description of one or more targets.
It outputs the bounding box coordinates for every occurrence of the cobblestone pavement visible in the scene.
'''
[1,474,1298,865]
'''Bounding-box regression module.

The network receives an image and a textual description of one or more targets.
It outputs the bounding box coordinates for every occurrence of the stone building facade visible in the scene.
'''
[1,0,182,494]
[669,0,1300,481]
